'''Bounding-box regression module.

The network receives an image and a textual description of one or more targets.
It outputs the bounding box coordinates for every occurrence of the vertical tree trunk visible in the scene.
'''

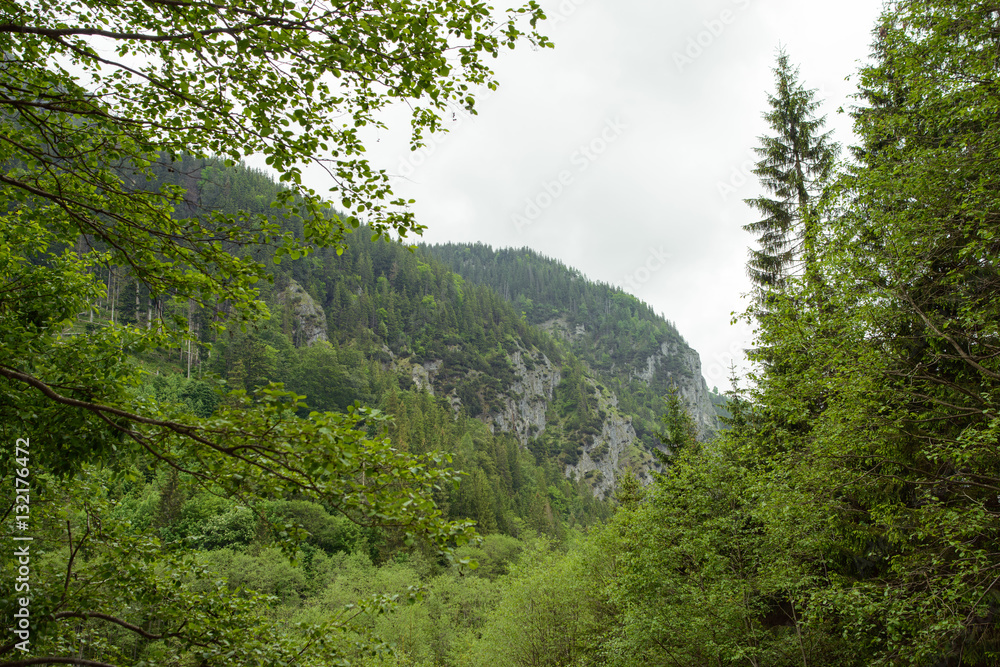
[782,597,809,667]
[108,267,116,325]
[186,299,196,379]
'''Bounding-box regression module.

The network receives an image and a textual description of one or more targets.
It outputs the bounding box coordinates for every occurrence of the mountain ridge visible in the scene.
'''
[422,242,720,441]
[131,158,719,506]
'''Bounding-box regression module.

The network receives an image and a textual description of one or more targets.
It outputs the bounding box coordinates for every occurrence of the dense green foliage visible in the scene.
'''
[0,0,552,664]
[462,5,1000,667]
[0,150,627,663]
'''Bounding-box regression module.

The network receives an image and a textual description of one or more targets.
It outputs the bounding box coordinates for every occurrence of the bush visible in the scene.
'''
[266,499,362,554]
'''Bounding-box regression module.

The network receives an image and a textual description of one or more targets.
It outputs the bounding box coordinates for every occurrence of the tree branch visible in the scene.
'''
[50,612,186,641]
[0,364,209,442]
[0,658,118,667]
[899,291,1000,381]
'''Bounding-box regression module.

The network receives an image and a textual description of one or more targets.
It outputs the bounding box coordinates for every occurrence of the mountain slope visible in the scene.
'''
[123,158,717,506]
[423,243,720,440]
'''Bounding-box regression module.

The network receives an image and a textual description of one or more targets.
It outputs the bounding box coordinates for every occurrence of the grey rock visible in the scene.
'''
[564,382,639,500]
[278,279,328,347]
[632,340,718,439]
[489,348,560,446]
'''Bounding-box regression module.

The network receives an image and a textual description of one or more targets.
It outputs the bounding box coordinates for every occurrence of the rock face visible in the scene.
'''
[388,336,716,501]
[538,316,584,343]
[542,317,718,440]
[411,360,442,395]
[489,349,560,446]
[564,383,641,500]
[278,279,328,347]
[633,341,718,439]
[394,347,559,440]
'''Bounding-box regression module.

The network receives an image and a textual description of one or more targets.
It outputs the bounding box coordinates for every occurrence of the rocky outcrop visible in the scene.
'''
[489,349,560,446]
[542,317,717,439]
[632,340,718,438]
[389,347,559,439]
[278,279,328,347]
[538,316,584,342]
[381,336,714,501]
[564,382,642,500]
[411,359,442,395]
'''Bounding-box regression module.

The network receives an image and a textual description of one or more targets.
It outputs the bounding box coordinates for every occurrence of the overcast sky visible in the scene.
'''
[321,0,887,391]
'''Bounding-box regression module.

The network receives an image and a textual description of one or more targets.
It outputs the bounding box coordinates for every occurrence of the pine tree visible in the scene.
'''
[744,48,838,297]
[657,384,698,454]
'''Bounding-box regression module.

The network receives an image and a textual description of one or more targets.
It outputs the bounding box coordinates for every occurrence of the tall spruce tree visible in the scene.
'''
[744,48,838,297]
[740,50,840,445]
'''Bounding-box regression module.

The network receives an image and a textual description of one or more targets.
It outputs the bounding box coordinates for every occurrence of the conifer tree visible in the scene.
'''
[657,384,698,453]
[744,48,838,297]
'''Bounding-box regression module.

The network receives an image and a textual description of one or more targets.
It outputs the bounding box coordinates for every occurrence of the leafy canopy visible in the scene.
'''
[0,1,549,664]
[0,0,550,317]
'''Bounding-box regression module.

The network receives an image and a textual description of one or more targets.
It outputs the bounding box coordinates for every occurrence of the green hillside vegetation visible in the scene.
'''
[426,244,714,445]
[98,155,616,534]
[424,244,686,365]
[3,151,629,664]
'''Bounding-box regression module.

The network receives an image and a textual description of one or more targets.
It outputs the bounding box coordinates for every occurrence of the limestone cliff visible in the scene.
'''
[541,317,718,439]
[387,345,560,443]
[379,337,715,502]
[278,279,328,347]
[410,359,442,395]
[632,340,718,438]
[489,348,561,446]
[562,382,653,500]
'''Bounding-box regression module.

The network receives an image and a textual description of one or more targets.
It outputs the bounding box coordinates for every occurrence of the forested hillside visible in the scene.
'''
[425,244,721,439]
[93,148,717,502]
[1,145,717,663]
[98,155,616,525]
